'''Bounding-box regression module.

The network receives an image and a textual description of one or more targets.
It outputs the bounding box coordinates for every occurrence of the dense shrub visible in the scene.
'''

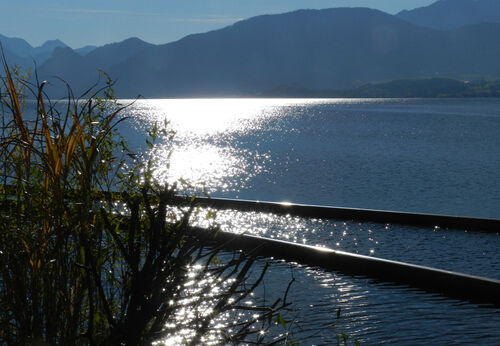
[0,61,292,345]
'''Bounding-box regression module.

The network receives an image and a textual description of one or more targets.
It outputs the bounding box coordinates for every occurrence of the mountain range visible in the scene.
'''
[0,34,96,68]
[2,0,500,98]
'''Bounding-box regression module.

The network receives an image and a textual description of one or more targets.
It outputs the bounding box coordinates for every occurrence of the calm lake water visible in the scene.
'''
[123,98,500,344]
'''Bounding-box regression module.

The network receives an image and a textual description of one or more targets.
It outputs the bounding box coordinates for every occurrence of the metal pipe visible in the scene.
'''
[191,228,500,306]
[176,196,500,233]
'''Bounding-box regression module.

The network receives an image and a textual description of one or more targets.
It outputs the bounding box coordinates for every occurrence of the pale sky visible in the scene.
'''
[0,0,436,48]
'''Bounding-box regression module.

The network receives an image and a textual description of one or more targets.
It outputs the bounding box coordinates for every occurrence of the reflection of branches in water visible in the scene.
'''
[155,244,295,344]
[99,187,295,345]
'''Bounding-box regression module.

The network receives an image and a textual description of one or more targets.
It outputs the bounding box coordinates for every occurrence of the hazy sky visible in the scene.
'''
[1,0,436,48]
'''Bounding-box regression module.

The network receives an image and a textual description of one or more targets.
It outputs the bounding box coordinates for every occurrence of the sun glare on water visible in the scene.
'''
[127,98,324,192]
[134,98,321,135]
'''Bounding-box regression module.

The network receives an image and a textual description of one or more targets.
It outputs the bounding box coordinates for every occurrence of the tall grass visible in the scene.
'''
[0,61,293,345]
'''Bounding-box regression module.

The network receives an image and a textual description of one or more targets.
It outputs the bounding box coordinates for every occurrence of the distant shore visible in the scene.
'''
[259,78,500,99]
[128,78,500,99]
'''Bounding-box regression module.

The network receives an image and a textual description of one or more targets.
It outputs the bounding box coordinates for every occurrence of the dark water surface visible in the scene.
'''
[124,98,500,344]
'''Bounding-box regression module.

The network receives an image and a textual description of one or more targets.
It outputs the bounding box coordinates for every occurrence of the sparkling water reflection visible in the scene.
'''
[126,98,500,218]
[126,98,358,195]
[189,208,500,278]
[122,98,500,344]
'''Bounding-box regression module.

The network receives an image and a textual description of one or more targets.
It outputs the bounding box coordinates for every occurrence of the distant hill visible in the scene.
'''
[264,78,500,98]
[0,34,33,57]
[75,45,97,56]
[398,0,500,30]
[38,37,154,96]
[10,6,500,98]
[31,40,69,64]
[39,47,94,95]
[0,34,35,68]
[0,34,69,68]
[106,7,500,98]
[110,8,439,97]
[85,37,154,70]
[0,34,98,71]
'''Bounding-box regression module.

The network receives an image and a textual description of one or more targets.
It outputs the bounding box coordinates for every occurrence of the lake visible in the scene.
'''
[123,98,500,344]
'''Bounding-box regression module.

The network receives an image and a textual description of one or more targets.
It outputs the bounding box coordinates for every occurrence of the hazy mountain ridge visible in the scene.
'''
[108,7,500,97]
[0,35,68,67]
[0,34,99,70]
[397,0,500,30]
[75,45,98,56]
[36,37,154,96]
[3,0,500,98]
[108,8,446,97]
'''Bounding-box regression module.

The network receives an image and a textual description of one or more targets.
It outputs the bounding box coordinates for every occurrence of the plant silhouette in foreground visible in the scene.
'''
[0,61,294,345]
